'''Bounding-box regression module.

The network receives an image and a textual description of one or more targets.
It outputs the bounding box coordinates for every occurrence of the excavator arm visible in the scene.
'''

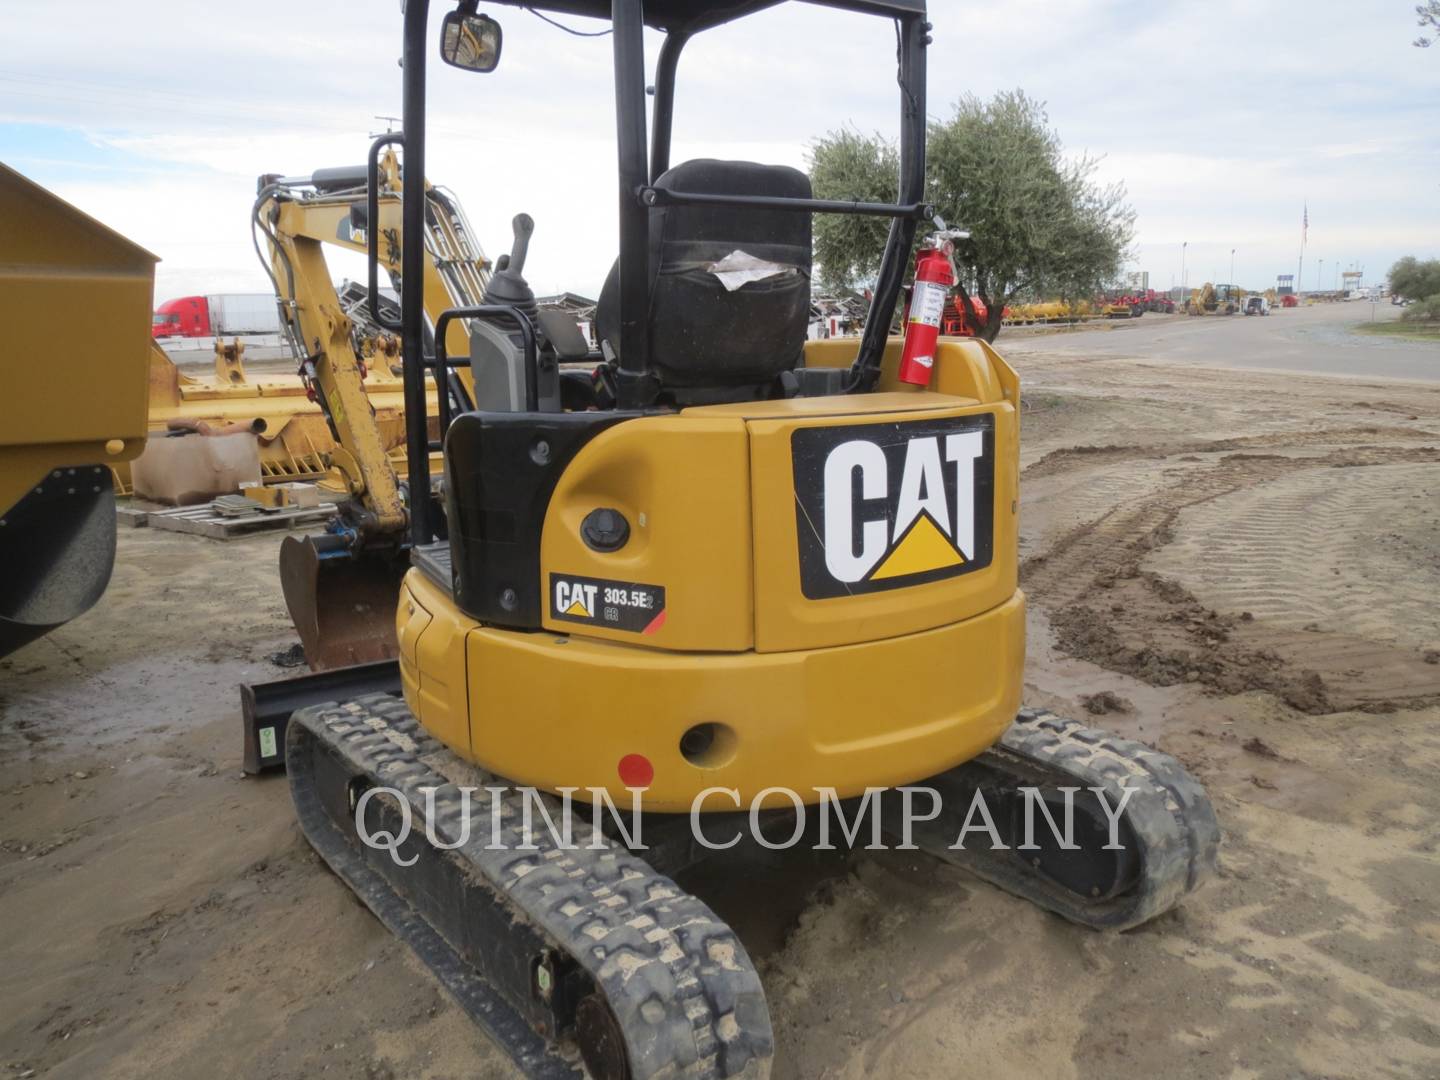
[262,202,408,532]
[253,149,492,669]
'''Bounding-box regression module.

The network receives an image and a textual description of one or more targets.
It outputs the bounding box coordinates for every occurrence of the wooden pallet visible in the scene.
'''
[145,502,336,540]
[115,504,153,528]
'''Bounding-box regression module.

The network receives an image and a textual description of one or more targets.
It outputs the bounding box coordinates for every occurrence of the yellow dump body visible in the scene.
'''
[0,164,155,656]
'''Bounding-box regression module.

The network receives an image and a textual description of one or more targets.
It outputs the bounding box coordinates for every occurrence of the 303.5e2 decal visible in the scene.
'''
[550,573,667,634]
[791,414,995,599]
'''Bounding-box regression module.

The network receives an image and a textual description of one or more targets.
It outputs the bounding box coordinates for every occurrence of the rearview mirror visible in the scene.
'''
[440,9,502,73]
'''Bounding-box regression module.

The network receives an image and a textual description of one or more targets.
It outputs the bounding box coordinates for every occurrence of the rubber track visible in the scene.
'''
[920,707,1220,930]
[288,694,773,1079]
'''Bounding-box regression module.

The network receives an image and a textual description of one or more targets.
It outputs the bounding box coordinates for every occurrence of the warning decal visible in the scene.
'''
[550,574,667,634]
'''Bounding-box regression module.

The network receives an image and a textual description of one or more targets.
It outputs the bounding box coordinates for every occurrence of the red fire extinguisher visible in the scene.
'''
[898,232,963,387]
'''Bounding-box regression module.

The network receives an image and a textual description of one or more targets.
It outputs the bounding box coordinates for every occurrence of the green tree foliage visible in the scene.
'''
[809,91,1134,341]
[808,129,899,292]
[1388,256,1440,300]
[1388,256,1440,322]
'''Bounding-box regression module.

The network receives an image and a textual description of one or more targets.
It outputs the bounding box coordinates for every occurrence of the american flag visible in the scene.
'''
[1303,203,1308,243]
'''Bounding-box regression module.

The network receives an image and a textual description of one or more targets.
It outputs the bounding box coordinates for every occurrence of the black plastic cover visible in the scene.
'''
[443,411,636,627]
[597,158,812,398]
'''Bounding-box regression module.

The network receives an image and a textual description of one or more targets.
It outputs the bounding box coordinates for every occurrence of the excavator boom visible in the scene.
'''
[253,150,493,669]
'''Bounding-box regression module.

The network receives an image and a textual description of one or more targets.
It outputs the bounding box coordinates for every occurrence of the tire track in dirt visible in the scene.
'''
[1150,463,1440,652]
[1022,425,1440,480]
[1021,443,1440,714]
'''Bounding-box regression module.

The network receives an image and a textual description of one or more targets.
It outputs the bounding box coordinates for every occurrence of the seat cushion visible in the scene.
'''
[596,159,812,397]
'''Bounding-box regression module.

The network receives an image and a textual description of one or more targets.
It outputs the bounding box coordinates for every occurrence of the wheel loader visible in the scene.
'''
[0,165,155,658]
[273,3,1221,1077]
[1185,282,1245,315]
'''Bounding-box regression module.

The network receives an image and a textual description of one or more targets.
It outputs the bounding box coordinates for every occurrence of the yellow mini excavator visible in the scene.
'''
[126,149,492,506]
[254,148,503,670]
[0,165,155,658]
[268,3,1220,1078]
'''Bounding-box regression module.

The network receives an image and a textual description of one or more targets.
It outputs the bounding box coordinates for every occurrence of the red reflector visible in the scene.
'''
[617,753,654,788]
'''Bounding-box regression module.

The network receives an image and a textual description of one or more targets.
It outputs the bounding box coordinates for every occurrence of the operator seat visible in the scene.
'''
[596,159,812,404]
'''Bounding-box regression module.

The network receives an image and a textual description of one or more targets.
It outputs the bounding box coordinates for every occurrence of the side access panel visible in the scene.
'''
[538,416,755,652]
[748,398,1019,653]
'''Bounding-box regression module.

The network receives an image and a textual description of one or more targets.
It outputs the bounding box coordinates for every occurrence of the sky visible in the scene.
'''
[3,0,1437,304]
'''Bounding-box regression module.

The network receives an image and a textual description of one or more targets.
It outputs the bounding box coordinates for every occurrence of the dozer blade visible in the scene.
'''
[287,695,774,1080]
[892,708,1219,931]
[0,468,118,660]
[279,533,406,671]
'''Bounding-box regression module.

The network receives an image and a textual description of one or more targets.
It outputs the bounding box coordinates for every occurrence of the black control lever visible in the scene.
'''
[507,213,534,277]
[479,212,540,334]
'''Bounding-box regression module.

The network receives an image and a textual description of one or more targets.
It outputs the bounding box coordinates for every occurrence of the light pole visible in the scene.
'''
[1229,248,1235,286]
[1181,241,1187,298]
[1318,258,1324,294]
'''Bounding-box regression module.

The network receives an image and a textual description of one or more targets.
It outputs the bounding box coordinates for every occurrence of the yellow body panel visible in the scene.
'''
[539,416,755,651]
[747,397,1017,653]
[0,164,154,512]
[401,338,1026,809]
[403,566,1024,811]
[399,574,473,757]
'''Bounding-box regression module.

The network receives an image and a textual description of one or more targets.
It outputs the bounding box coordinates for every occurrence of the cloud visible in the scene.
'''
[2,0,1437,303]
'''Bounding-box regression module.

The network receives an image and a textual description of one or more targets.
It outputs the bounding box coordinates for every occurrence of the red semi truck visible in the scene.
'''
[151,293,281,339]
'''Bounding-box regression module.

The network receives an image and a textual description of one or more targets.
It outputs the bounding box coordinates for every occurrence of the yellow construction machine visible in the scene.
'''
[1186,281,1245,315]
[252,4,1221,1077]
[125,149,492,504]
[0,165,155,658]
[255,148,525,669]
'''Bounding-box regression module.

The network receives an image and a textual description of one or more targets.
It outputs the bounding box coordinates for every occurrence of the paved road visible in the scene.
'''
[1003,301,1439,383]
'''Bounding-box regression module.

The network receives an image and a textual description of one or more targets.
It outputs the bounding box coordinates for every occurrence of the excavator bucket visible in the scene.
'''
[278,533,407,671]
[0,164,154,660]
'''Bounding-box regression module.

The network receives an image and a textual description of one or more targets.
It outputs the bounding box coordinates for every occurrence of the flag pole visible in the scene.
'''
[1297,201,1308,296]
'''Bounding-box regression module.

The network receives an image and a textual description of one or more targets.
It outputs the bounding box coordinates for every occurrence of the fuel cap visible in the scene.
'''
[581,507,630,552]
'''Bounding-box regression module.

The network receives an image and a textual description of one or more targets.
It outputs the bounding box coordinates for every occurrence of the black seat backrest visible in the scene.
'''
[596,159,812,400]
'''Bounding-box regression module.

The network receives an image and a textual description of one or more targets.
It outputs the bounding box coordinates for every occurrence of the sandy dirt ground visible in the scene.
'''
[3,303,1438,1079]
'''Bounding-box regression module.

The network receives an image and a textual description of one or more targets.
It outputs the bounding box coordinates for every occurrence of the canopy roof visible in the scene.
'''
[488,0,925,34]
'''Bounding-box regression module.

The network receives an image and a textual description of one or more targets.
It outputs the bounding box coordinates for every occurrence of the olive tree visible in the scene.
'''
[1416,1,1440,47]
[1389,256,1440,322]
[809,91,1134,342]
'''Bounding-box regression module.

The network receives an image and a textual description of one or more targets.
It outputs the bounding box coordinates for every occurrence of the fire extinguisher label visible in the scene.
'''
[910,280,946,327]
